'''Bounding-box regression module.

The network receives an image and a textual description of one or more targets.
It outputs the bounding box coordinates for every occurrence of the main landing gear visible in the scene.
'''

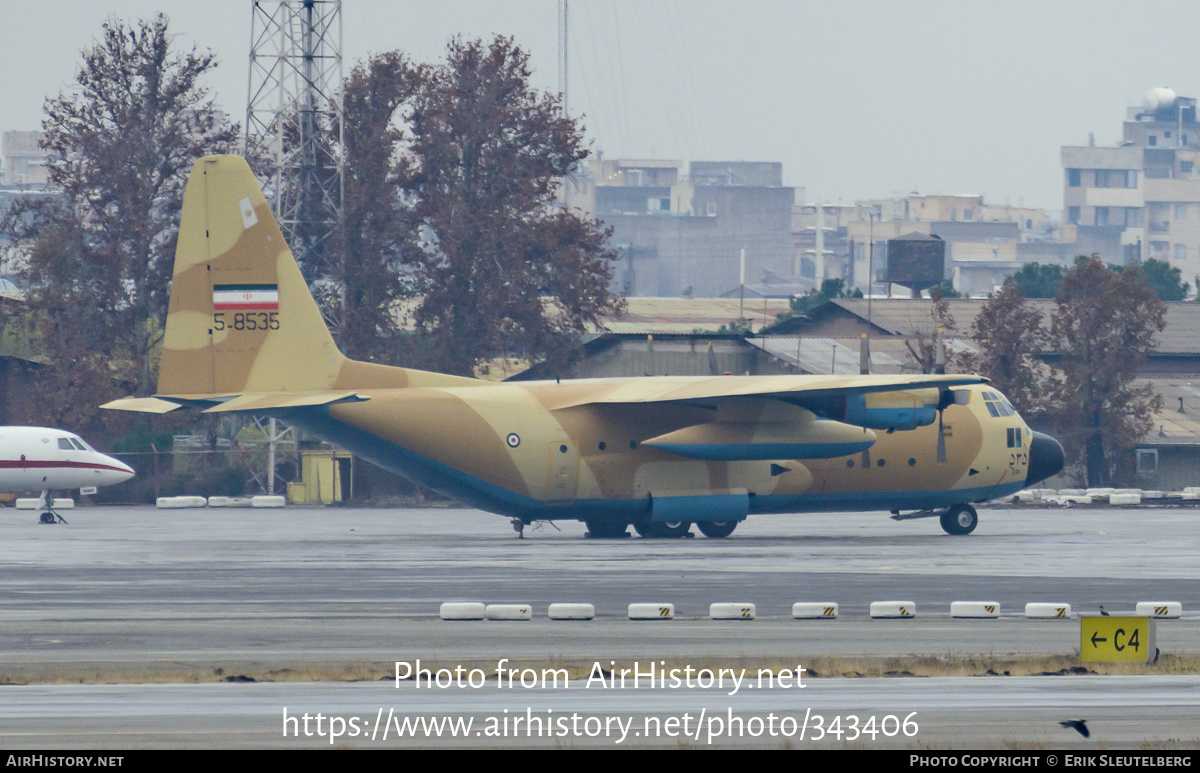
[583,518,740,539]
[633,520,693,539]
[939,504,977,536]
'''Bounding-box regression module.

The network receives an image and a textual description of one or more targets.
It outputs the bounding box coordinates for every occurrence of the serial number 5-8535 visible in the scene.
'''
[213,311,280,331]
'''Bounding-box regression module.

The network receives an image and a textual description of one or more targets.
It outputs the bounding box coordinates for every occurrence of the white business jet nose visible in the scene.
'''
[96,454,135,486]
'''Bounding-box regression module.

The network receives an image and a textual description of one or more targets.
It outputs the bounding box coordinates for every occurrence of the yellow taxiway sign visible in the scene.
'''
[1080,616,1157,663]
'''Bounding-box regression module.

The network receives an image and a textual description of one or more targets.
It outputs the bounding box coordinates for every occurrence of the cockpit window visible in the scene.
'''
[70,438,88,451]
[983,393,1015,417]
[58,438,74,450]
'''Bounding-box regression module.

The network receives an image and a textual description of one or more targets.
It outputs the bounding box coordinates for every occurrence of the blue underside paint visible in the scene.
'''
[645,440,874,461]
[652,492,749,523]
[281,407,1026,524]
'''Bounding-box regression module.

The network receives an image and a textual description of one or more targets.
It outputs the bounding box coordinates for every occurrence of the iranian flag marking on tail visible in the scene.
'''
[213,284,279,311]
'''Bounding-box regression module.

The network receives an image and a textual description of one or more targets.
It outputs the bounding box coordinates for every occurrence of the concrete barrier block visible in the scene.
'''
[628,603,674,620]
[950,601,1000,618]
[251,495,286,508]
[792,602,839,619]
[870,600,916,619]
[439,602,486,621]
[547,603,594,620]
[1025,602,1072,619]
[709,602,755,620]
[485,603,533,620]
[156,496,207,509]
[207,496,253,508]
[1136,601,1182,619]
[1109,493,1141,505]
[14,498,40,510]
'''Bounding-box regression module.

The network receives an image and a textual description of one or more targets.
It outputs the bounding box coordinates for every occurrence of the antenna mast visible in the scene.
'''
[558,0,568,115]
[246,0,344,279]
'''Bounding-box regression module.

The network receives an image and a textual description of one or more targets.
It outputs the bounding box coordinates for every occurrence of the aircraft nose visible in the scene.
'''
[1026,431,1065,486]
[103,455,136,483]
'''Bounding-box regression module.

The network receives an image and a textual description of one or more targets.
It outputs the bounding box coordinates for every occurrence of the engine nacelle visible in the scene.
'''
[843,387,939,431]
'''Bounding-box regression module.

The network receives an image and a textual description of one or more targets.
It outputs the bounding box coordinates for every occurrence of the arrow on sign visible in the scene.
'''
[1091,632,1108,647]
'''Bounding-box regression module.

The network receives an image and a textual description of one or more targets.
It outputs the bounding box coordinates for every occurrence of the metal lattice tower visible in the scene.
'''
[246,0,344,279]
[558,0,568,115]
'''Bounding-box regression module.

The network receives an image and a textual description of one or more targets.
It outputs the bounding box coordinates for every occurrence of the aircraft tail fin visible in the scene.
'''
[150,154,475,402]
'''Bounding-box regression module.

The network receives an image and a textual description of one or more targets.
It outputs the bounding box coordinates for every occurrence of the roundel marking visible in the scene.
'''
[506,433,520,448]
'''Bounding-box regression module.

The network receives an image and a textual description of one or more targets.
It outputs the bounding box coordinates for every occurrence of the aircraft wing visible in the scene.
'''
[102,391,369,414]
[551,373,987,409]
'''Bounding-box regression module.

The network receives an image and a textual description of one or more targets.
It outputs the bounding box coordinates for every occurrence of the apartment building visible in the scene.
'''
[1062,88,1200,281]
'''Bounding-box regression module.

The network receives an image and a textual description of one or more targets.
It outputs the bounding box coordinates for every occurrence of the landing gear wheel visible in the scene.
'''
[585,519,629,538]
[940,504,978,535]
[39,512,56,524]
[696,520,737,538]
[634,520,692,538]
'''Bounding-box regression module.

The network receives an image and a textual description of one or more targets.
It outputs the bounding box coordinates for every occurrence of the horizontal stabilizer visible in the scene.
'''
[100,396,186,414]
[200,391,370,414]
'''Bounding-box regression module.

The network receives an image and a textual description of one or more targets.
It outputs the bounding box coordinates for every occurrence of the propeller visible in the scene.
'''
[935,388,967,464]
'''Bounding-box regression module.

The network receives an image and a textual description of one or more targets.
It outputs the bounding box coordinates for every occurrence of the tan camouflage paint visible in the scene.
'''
[107,156,1030,513]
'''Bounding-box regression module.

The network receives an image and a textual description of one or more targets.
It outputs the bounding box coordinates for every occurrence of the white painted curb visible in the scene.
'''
[485,603,532,620]
[251,495,286,508]
[548,603,595,620]
[1136,601,1182,619]
[207,496,253,508]
[709,602,755,620]
[156,496,207,509]
[950,601,1000,618]
[870,601,916,619]
[792,602,839,619]
[628,603,674,620]
[439,602,486,620]
[1109,492,1141,506]
[1025,602,1072,619]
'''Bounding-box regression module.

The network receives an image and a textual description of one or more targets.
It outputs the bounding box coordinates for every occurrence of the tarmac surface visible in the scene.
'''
[2,503,1198,748]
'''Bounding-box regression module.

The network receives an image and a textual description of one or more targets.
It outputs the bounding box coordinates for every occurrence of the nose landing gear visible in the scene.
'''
[939,504,977,535]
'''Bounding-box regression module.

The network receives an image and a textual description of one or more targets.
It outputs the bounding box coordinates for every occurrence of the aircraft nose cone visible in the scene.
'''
[104,456,136,483]
[1026,431,1065,486]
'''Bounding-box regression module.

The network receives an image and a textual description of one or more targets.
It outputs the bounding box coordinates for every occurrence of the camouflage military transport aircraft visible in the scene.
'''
[103,155,1065,538]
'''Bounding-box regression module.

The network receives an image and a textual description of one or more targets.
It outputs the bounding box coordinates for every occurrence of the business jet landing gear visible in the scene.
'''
[37,491,67,525]
[696,520,738,538]
[939,504,977,535]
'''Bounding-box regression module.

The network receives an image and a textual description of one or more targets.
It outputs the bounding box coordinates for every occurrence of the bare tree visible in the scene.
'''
[2,14,239,431]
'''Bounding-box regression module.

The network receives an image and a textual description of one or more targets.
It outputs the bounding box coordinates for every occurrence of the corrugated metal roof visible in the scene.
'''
[1139,378,1200,445]
[822,298,1200,355]
[748,336,913,375]
[600,297,792,335]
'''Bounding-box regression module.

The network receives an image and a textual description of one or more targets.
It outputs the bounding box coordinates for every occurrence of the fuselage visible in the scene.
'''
[0,427,135,493]
[285,379,1044,523]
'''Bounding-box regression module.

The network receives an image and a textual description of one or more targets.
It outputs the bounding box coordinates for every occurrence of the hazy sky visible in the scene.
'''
[4,1,1200,212]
